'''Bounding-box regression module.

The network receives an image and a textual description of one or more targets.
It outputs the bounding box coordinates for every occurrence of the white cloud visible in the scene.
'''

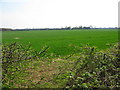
[1,0,119,29]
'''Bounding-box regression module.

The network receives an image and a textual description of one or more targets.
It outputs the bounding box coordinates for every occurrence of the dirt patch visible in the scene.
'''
[14,37,20,39]
[26,61,60,85]
[17,58,72,88]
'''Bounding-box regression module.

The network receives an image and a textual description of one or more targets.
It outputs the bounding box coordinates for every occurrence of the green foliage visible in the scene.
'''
[1,42,120,88]
[2,42,49,88]
[65,43,120,89]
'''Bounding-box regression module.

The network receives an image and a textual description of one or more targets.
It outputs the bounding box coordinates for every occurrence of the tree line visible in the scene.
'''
[1,26,118,31]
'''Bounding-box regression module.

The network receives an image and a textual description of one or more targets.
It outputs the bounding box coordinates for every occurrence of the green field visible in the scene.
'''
[2,29,118,56]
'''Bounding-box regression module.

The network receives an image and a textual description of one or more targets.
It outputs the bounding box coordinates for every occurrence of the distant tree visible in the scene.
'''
[1,28,12,31]
[78,26,82,29]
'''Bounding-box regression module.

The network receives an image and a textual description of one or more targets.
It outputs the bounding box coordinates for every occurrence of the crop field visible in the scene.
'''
[2,29,118,56]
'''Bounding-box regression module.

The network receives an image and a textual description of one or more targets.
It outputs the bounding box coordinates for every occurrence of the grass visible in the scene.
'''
[2,29,118,56]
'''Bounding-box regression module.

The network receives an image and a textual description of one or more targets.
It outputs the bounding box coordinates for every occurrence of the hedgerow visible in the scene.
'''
[2,42,49,88]
[64,43,120,89]
[1,42,120,88]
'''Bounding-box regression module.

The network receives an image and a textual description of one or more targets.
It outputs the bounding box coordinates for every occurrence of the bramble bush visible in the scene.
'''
[65,43,120,89]
[2,42,49,88]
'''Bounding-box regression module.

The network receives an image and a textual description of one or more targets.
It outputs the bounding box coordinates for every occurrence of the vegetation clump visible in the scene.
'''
[1,42,120,88]
[2,42,49,88]
[64,43,120,89]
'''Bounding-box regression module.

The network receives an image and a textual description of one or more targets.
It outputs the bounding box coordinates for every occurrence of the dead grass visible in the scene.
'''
[13,58,74,88]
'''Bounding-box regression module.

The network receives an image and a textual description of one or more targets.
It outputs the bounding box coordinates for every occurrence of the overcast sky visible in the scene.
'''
[0,0,119,29]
